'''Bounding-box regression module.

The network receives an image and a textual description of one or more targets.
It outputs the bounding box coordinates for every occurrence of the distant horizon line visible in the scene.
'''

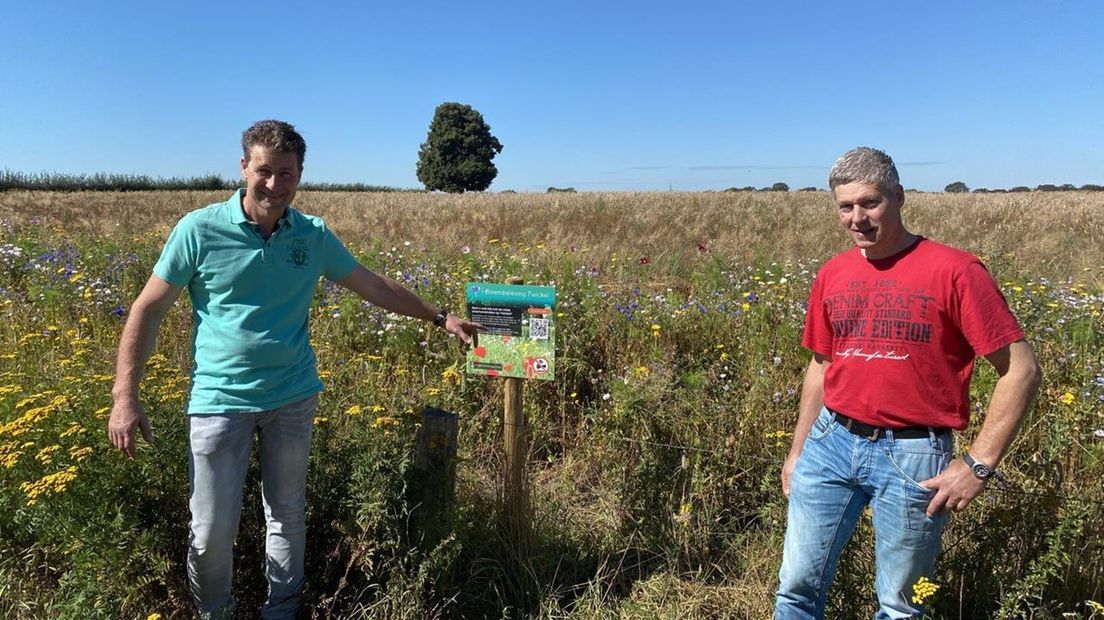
[1,169,1101,195]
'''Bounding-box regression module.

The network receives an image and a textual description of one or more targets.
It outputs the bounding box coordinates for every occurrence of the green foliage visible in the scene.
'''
[0,169,410,192]
[945,181,970,193]
[995,502,1092,619]
[0,169,237,192]
[756,183,790,192]
[416,102,503,193]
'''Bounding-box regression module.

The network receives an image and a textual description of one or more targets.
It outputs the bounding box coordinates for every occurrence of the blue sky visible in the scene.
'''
[1,1,1101,192]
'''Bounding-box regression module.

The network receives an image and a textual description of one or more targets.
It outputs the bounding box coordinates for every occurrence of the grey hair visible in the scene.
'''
[828,147,899,193]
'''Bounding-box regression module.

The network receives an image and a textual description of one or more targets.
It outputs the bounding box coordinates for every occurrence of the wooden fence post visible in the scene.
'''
[502,276,531,556]
[411,406,459,542]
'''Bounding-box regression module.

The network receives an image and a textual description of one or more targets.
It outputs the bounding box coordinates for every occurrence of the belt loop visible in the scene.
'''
[927,426,938,447]
[885,427,894,444]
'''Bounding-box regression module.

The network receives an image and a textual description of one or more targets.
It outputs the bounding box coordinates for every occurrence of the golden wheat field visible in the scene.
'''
[3,189,1101,280]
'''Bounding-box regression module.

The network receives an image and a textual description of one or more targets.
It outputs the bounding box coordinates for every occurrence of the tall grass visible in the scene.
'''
[1,189,1099,283]
[0,190,1101,619]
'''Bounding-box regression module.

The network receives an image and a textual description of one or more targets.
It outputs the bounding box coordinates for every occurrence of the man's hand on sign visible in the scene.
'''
[445,314,482,352]
[920,458,987,516]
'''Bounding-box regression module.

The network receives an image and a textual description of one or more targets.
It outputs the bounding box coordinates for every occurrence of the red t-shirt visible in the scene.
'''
[803,238,1024,430]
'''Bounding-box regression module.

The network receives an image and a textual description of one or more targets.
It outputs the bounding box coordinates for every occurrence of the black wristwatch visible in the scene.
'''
[963,453,996,481]
[432,309,449,328]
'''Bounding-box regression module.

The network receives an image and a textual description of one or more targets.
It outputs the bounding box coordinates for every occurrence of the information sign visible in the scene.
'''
[465,283,556,380]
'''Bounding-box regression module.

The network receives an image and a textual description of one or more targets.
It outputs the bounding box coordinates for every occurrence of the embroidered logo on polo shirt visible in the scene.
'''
[288,239,310,269]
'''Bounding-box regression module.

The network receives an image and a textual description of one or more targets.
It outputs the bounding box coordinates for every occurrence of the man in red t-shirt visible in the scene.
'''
[774,148,1040,619]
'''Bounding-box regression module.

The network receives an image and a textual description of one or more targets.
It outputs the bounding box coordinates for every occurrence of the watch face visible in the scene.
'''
[972,463,992,479]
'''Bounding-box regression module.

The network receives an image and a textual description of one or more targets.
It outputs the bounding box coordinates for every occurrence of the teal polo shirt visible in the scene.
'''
[153,190,360,413]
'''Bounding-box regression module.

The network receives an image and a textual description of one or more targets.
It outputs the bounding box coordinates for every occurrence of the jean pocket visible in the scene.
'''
[806,408,838,442]
[884,445,951,532]
[884,444,949,490]
[188,415,250,456]
[899,480,949,532]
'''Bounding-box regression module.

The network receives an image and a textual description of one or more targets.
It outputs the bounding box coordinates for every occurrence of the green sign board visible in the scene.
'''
[465,283,556,380]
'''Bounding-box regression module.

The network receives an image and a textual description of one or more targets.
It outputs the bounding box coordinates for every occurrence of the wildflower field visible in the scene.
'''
[0,189,1102,619]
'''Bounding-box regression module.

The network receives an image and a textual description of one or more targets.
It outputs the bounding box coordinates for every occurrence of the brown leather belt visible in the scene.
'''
[827,407,949,441]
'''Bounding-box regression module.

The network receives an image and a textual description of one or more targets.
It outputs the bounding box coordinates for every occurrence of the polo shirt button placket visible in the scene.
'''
[253,225,266,263]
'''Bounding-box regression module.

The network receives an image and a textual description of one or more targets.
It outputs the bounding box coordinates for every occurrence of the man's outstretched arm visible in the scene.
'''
[109,275,183,458]
[336,266,481,349]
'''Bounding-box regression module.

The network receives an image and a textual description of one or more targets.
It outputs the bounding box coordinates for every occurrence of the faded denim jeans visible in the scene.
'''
[775,406,952,619]
[186,394,317,620]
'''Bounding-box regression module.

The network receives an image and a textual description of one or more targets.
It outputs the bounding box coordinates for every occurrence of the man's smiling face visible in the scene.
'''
[241,145,302,218]
[834,181,907,259]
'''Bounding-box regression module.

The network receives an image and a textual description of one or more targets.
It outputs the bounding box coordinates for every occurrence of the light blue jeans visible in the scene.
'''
[775,406,953,619]
[186,394,317,620]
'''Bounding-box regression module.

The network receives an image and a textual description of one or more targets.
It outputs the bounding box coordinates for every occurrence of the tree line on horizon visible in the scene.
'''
[3,101,1099,195]
[943,180,1104,193]
[4,168,1102,195]
[0,170,411,193]
[721,181,1104,193]
[0,101,502,194]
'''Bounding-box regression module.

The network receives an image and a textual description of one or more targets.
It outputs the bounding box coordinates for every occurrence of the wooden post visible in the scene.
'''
[502,276,531,555]
[414,406,459,499]
[411,406,459,543]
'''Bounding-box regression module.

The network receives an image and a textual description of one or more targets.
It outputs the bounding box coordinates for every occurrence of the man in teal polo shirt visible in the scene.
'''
[108,119,480,619]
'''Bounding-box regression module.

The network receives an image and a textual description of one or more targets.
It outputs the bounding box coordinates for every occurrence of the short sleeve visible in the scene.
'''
[320,225,360,282]
[950,261,1025,356]
[801,270,834,357]
[153,216,199,286]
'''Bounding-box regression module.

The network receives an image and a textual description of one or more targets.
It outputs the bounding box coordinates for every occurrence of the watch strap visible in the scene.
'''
[963,452,995,480]
[432,310,449,327]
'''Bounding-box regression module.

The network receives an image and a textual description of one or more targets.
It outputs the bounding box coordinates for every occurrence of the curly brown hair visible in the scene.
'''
[241,120,307,168]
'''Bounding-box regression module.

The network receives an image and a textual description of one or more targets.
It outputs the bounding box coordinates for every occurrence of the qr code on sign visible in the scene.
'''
[529,318,549,340]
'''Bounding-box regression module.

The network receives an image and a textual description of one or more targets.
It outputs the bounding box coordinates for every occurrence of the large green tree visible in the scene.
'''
[416,102,503,193]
